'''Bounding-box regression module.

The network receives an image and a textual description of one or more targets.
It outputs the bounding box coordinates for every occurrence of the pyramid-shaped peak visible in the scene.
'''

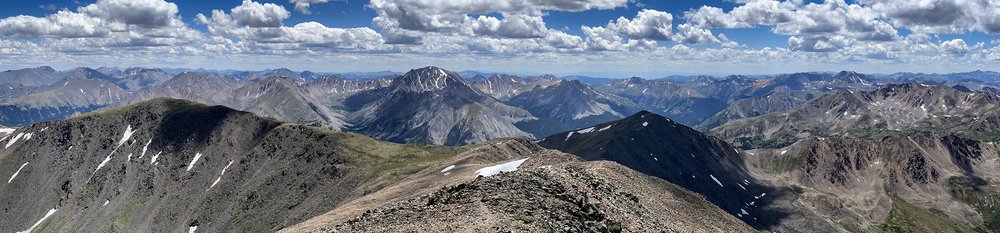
[392,66,474,92]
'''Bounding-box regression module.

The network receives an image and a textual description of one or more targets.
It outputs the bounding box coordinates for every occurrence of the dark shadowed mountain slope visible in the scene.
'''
[348,66,534,146]
[711,83,1000,149]
[283,138,755,233]
[0,98,464,233]
[537,111,805,229]
[506,80,640,137]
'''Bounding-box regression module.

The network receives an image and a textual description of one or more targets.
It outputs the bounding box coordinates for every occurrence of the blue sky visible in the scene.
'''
[0,0,998,77]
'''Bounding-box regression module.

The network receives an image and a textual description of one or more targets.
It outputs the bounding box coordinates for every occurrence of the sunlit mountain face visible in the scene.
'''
[1,0,1000,232]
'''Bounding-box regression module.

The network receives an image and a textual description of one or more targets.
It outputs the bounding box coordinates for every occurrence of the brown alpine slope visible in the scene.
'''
[282,138,754,232]
[744,132,1000,231]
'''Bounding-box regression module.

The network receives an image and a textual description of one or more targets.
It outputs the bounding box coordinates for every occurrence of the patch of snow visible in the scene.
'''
[117,125,137,147]
[186,153,203,171]
[741,208,749,215]
[139,139,152,159]
[642,122,648,127]
[642,88,647,93]
[710,174,724,187]
[208,160,235,190]
[780,150,787,155]
[5,132,25,148]
[23,133,32,140]
[597,124,613,132]
[440,165,456,173]
[189,226,198,233]
[576,127,595,134]
[475,158,528,177]
[18,208,57,233]
[653,157,658,161]
[150,151,161,165]
[738,183,747,190]
[8,162,28,183]
[95,153,114,173]
[103,200,109,206]
[564,132,574,141]
[0,128,15,133]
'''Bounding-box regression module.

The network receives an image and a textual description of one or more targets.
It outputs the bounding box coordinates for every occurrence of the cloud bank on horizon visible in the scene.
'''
[0,0,998,76]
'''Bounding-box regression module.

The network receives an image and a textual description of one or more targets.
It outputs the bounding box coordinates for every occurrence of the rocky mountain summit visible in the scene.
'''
[284,138,753,232]
[348,66,534,145]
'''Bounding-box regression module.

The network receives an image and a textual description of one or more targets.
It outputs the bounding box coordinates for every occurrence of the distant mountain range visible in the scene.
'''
[711,83,1000,149]
[507,80,640,137]
[0,65,999,147]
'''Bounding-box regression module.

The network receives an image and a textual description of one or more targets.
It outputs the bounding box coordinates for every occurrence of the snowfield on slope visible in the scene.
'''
[475,158,528,177]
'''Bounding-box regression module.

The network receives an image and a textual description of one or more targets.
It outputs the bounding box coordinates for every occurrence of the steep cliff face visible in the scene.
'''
[0,98,463,233]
